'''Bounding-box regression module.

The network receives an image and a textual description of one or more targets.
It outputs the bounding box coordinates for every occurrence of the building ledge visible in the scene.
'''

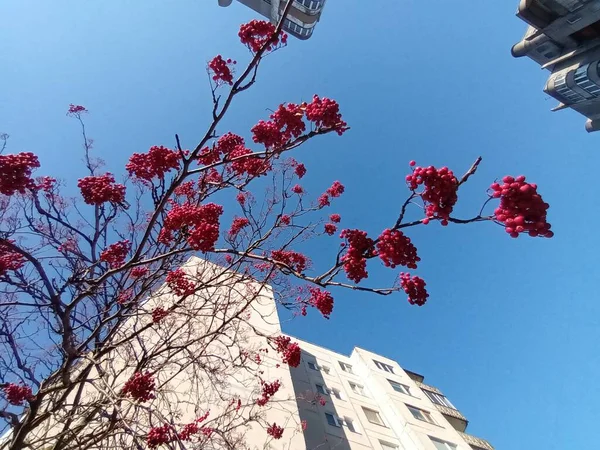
[458,431,494,450]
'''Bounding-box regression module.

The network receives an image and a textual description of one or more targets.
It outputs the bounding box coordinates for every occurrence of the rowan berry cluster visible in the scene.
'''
[126,146,181,183]
[399,273,429,306]
[308,288,334,319]
[271,250,308,273]
[77,173,125,205]
[340,229,375,283]
[0,152,40,196]
[2,383,33,406]
[238,20,287,53]
[122,371,155,402]
[166,268,196,296]
[376,229,420,269]
[490,176,553,238]
[99,240,130,268]
[208,55,236,85]
[406,163,458,224]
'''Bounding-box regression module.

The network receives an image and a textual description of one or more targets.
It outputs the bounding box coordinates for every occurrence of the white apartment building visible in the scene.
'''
[284,336,494,450]
[0,257,493,450]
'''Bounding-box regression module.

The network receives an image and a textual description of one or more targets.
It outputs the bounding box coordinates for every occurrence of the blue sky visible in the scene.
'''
[2,1,599,449]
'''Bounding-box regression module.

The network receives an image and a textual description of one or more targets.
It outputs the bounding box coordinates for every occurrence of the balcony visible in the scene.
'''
[416,382,468,432]
[458,431,495,450]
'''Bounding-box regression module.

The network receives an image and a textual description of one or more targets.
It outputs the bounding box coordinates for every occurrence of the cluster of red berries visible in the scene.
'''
[273,336,301,367]
[228,217,250,238]
[406,162,458,224]
[324,223,337,235]
[238,20,287,53]
[130,266,149,278]
[326,181,345,198]
[399,273,429,306]
[36,176,56,193]
[253,103,307,150]
[179,411,211,441]
[208,55,236,85]
[329,214,341,223]
[159,202,223,252]
[67,104,87,116]
[117,289,133,305]
[280,215,291,225]
[152,307,169,323]
[147,424,174,448]
[318,194,330,208]
[99,240,130,269]
[122,371,155,403]
[340,229,375,283]
[304,95,348,135]
[271,250,308,273]
[126,145,181,183]
[291,184,304,194]
[228,145,271,177]
[490,176,553,238]
[294,163,307,178]
[2,383,33,406]
[256,379,281,406]
[0,152,40,196]
[267,423,284,440]
[198,132,245,166]
[376,229,420,269]
[0,240,25,277]
[77,173,125,205]
[166,268,196,296]
[308,288,334,319]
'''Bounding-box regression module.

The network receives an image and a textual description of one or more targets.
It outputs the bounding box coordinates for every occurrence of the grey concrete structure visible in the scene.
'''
[512,0,600,131]
[218,0,326,40]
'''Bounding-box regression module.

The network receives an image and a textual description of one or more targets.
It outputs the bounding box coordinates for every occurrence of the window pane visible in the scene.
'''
[389,380,409,395]
[430,437,456,450]
[380,442,398,450]
[308,362,317,370]
[325,413,338,427]
[363,407,383,425]
[316,384,327,395]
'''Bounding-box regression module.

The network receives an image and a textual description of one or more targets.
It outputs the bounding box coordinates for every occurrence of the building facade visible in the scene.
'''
[512,0,600,131]
[218,0,327,40]
[287,336,494,450]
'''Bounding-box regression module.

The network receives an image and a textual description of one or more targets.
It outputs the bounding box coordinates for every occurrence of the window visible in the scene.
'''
[574,64,600,97]
[407,405,436,424]
[307,361,330,373]
[325,413,359,432]
[423,390,456,409]
[429,437,457,450]
[362,407,385,426]
[315,384,327,395]
[339,361,353,373]
[379,441,398,450]
[349,382,367,396]
[388,379,410,395]
[373,360,394,373]
[325,412,340,427]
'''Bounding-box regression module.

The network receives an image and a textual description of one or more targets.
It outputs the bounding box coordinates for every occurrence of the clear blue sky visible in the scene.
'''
[2,1,599,449]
